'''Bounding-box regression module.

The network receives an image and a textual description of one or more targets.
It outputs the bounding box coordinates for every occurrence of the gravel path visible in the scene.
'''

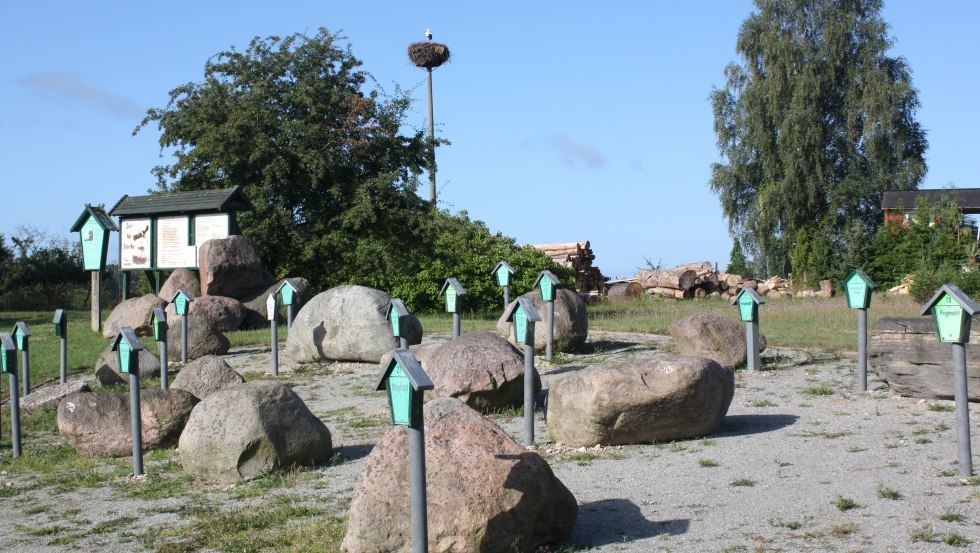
[1,331,978,552]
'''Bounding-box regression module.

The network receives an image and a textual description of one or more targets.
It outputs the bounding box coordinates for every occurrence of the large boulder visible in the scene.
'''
[667,313,766,369]
[871,317,980,401]
[158,268,201,303]
[241,277,312,329]
[103,294,167,338]
[496,289,588,353]
[286,285,422,364]
[198,235,275,299]
[165,295,246,333]
[177,381,332,483]
[422,331,541,412]
[94,342,160,386]
[342,397,577,553]
[166,316,230,360]
[171,355,245,401]
[57,389,196,457]
[545,355,735,446]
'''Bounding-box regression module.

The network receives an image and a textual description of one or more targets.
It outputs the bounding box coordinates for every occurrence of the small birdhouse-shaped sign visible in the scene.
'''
[53,309,67,338]
[502,296,542,344]
[152,307,168,342]
[440,278,466,314]
[277,279,300,306]
[376,349,433,428]
[535,270,561,302]
[70,204,118,272]
[171,289,194,317]
[732,288,765,322]
[111,327,144,374]
[11,321,30,351]
[387,298,411,339]
[0,332,16,374]
[266,293,278,322]
[920,284,980,344]
[844,269,876,310]
[492,261,516,287]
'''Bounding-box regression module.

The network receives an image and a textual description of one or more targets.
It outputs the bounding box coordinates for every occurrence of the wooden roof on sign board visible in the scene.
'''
[882,188,980,214]
[109,186,253,217]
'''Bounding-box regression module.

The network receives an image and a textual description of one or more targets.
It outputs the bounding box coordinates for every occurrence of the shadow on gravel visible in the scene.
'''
[715,414,798,437]
[569,498,690,546]
[334,443,374,461]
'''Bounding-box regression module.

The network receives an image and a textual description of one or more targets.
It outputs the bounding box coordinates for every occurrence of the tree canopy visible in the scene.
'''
[136,28,564,312]
[709,0,927,279]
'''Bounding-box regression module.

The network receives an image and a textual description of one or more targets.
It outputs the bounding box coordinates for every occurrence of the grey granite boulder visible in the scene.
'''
[198,235,275,299]
[166,316,230,360]
[668,313,766,369]
[497,288,588,353]
[103,294,166,338]
[171,355,244,401]
[94,341,160,386]
[545,354,735,446]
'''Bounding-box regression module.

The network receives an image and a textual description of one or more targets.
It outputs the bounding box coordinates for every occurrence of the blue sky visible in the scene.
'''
[1,1,977,279]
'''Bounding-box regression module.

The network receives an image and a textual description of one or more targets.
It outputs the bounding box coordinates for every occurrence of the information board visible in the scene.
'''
[194,213,230,246]
[157,216,196,268]
[120,218,152,269]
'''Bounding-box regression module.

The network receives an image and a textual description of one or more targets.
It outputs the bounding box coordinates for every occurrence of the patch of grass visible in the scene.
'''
[927,402,954,412]
[699,439,717,447]
[698,458,720,468]
[563,451,600,466]
[834,496,859,511]
[943,533,971,547]
[910,523,936,543]
[750,399,776,407]
[803,383,834,396]
[771,518,804,530]
[939,510,965,523]
[877,484,902,500]
[845,445,867,453]
[830,522,858,538]
[935,422,950,432]
[936,469,958,477]
[730,478,756,487]
[914,437,932,444]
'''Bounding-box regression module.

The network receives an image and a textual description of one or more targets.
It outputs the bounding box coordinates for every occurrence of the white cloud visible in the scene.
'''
[18,72,141,119]
[550,132,606,169]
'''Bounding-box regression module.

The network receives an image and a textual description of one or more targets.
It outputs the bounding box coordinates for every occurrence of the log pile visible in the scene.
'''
[533,241,607,295]
[635,260,797,300]
[887,275,913,296]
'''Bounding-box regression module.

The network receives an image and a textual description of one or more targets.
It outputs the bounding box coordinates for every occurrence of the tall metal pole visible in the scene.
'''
[745,320,760,372]
[503,286,510,311]
[951,343,973,476]
[452,312,461,339]
[159,338,169,390]
[427,67,436,205]
[59,325,68,385]
[524,331,536,446]
[21,343,30,396]
[91,271,102,332]
[408,425,429,553]
[180,314,188,364]
[546,301,555,362]
[8,372,21,458]
[270,317,279,377]
[857,308,868,391]
[129,371,143,476]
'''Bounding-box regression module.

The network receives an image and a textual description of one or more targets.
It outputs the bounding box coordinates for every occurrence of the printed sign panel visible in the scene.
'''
[496,266,511,287]
[120,219,152,269]
[935,294,966,343]
[738,293,756,322]
[194,213,230,246]
[157,216,197,268]
[387,364,413,426]
[846,278,869,309]
[80,217,107,271]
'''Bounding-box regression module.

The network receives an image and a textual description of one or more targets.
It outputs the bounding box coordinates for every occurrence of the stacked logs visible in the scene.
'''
[533,241,606,295]
[636,261,797,300]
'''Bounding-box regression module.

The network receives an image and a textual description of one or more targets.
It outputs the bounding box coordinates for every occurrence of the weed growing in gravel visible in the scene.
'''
[698,458,720,468]
[803,383,834,396]
[927,403,954,412]
[730,478,756,487]
[939,510,966,523]
[834,496,859,511]
[877,484,902,500]
[910,523,936,543]
[914,437,932,444]
[936,469,958,477]
[935,422,950,432]
[770,518,805,530]
[845,445,867,453]
[943,533,971,547]
[699,439,717,447]
[563,451,600,466]
[830,522,858,538]
[750,399,776,407]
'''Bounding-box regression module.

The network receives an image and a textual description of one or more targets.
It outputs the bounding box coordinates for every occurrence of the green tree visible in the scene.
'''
[710,0,927,277]
[727,239,750,276]
[135,28,429,288]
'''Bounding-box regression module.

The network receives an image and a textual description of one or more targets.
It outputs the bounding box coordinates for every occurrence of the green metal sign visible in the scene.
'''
[845,278,869,310]
[386,363,413,426]
[281,285,295,306]
[152,308,167,342]
[80,217,107,271]
[540,278,554,302]
[934,294,967,343]
[445,286,457,313]
[118,339,133,374]
[390,313,401,337]
[12,322,29,351]
[515,304,529,343]
[495,265,511,287]
[737,293,756,322]
[0,336,13,374]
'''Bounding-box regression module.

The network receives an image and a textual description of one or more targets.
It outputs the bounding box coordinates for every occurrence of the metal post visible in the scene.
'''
[400,337,409,350]
[91,271,102,332]
[452,313,461,339]
[546,301,555,362]
[180,314,188,364]
[59,326,68,385]
[408,424,429,553]
[951,343,973,476]
[9,372,21,457]
[503,286,510,311]
[159,339,169,390]
[857,308,868,391]
[270,317,279,377]
[21,343,30,396]
[745,320,760,371]
[287,304,294,329]
[426,67,436,205]
[129,371,143,476]
[524,331,535,446]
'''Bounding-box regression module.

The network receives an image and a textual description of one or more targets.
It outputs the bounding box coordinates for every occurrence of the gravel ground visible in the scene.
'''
[1,331,978,552]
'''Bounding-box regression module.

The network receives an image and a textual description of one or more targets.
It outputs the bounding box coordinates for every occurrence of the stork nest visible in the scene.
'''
[408,42,451,69]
